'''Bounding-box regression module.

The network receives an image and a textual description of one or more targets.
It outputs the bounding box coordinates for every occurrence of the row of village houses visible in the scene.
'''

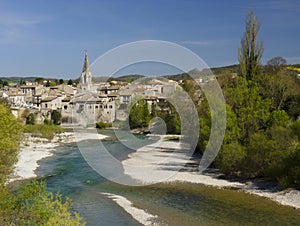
[0,78,179,125]
[0,52,181,125]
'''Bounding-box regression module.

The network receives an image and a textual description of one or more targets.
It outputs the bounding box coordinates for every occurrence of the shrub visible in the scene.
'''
[26,113,37,125]
[290,119,300,140]
[0,181,85,225]
[96,121,112,129]
[267,145,300,189]
[51,110,61,125]
[23,124,64,140]
[215,142,246,177]
[44,118,52,125]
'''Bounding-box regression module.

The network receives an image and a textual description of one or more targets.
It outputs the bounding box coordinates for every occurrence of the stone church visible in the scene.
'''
[69,51,116,126]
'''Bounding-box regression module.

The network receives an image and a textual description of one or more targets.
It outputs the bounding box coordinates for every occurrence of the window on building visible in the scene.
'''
[45,104,48,108]
[109,105,113,109]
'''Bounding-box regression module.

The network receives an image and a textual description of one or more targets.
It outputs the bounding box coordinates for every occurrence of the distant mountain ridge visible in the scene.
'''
[0,77,39,82]
[1,64,298,83]
[0,76,56,83]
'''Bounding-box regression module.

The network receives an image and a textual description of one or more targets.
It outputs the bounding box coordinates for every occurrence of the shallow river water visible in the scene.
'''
[36,131,300,226]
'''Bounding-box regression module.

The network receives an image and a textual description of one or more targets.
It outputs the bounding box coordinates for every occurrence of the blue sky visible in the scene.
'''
[0,0,299,79]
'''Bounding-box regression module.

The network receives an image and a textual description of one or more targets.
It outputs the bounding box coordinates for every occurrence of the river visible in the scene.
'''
[36,131,300,225]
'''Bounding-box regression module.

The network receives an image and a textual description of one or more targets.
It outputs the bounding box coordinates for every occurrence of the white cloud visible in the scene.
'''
[0,10,52,26]
[0,11,52,44]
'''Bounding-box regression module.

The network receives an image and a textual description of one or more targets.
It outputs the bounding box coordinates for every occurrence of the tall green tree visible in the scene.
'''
[227,77,271,143]
[156,107,181,135]
[51,110,62,125]
[59,79,64,84]
[45,80,51,87]
[259,68,299,111]
[129,99,150,129]
[238,10,263,81]
[34,77,45,84]
[0,104,22,181]
[266,57,287,74]
[197,97,211,153]
[68,79,74,86]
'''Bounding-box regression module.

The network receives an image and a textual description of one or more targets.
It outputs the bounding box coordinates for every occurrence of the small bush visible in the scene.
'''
[96,121,112,129]
[163,135,180,141]
[44,118,52,125]
[26,113,37,125]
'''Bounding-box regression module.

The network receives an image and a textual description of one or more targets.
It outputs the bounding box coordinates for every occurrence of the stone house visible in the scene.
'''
[41,96,61,111]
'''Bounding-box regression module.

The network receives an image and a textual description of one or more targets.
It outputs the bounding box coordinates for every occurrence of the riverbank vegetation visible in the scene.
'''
[128,98,181,134]
[129,99,151,129]
[1,181,84,225]
[96,121,112,129]
[192,11,300,188]
[23,124,65,140]
[0,104,22,181]
[126,12,299,189]
[21,108,65,139]
[0,102,85,225]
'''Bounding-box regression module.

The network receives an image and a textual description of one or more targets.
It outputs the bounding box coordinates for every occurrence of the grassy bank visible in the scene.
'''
[23,124,65,140]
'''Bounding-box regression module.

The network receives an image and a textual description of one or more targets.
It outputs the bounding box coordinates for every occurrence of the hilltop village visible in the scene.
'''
[0,52,190,126]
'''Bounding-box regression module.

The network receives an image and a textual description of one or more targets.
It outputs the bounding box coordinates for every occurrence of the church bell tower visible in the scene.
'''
[80,50,92,91]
